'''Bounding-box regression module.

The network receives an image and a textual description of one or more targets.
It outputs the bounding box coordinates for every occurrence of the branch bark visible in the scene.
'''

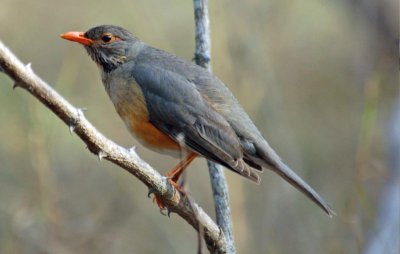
[193,1,237,253]
[0,41,227,254]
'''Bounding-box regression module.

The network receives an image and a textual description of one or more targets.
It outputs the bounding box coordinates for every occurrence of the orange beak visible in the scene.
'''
[60,31,93,46]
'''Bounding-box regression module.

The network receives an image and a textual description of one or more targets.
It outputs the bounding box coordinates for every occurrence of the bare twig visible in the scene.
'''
[193,0,211,72]
[0,41,227,254]
[193,1,237,253]
[364,99,400,254]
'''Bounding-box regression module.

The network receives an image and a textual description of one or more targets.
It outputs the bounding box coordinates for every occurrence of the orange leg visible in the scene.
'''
[154,152,197,210]
[166,152,197,183]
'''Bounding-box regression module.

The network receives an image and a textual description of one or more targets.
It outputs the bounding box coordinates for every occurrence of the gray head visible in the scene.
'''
[61,25,140,72]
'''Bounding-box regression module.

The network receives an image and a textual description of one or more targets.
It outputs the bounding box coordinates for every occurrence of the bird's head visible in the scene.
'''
[61,25,141,72]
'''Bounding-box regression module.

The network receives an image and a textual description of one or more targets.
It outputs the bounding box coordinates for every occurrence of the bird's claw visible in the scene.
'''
[148,186,168,215]
[153,194,167,213]
[159,207,167,216]
[151,178,185,216]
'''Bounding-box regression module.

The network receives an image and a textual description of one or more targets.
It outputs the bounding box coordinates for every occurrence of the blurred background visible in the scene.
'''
[0,0,398,253]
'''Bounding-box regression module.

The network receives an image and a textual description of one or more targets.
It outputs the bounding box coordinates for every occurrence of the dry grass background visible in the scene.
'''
[0,0,398,253]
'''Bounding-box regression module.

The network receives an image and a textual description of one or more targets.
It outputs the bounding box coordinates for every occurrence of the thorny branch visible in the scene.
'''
[0,41,227,254]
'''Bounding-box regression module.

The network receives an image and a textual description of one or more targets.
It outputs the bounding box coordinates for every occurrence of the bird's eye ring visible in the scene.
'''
[101,34,115,43]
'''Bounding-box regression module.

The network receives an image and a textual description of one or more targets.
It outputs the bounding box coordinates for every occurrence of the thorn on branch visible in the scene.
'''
[13,82,22,90]
[77,107,87,117]
[128,146,138,157]
[97,150,107,160]
[69,124,75,134]
[26,63,33,73]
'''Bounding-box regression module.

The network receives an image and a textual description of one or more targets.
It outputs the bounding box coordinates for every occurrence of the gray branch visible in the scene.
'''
[0,41,227,254]
[364,99,400,254]
[193,1,237,253]
[193,0,211,71]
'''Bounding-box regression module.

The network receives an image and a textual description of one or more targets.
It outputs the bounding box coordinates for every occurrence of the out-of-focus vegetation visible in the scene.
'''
[0,0,398,253]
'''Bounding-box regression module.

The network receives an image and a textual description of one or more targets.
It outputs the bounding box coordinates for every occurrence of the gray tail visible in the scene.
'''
[270,160,336,217]
[255,141,336,217]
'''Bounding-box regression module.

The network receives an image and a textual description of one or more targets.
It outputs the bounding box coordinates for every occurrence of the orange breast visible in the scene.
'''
[112,81,179,151]
[130,120,179,150]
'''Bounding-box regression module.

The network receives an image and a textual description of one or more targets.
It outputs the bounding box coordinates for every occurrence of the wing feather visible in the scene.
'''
[133,63,260,183]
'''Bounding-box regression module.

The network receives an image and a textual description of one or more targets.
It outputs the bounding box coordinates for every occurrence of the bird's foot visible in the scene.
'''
[152,179,185,216]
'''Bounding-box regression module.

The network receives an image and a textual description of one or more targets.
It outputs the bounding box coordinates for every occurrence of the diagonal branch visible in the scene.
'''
[0,41,227,254]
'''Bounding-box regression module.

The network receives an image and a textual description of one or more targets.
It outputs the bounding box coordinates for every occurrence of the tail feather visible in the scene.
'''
[271,161,336,217]
[254,142,336,217]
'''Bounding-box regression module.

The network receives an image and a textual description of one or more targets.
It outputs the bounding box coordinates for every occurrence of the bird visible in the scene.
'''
[61,25,335,217]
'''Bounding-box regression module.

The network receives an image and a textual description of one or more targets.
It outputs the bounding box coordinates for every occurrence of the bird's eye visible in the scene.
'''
[101,34,113,43]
